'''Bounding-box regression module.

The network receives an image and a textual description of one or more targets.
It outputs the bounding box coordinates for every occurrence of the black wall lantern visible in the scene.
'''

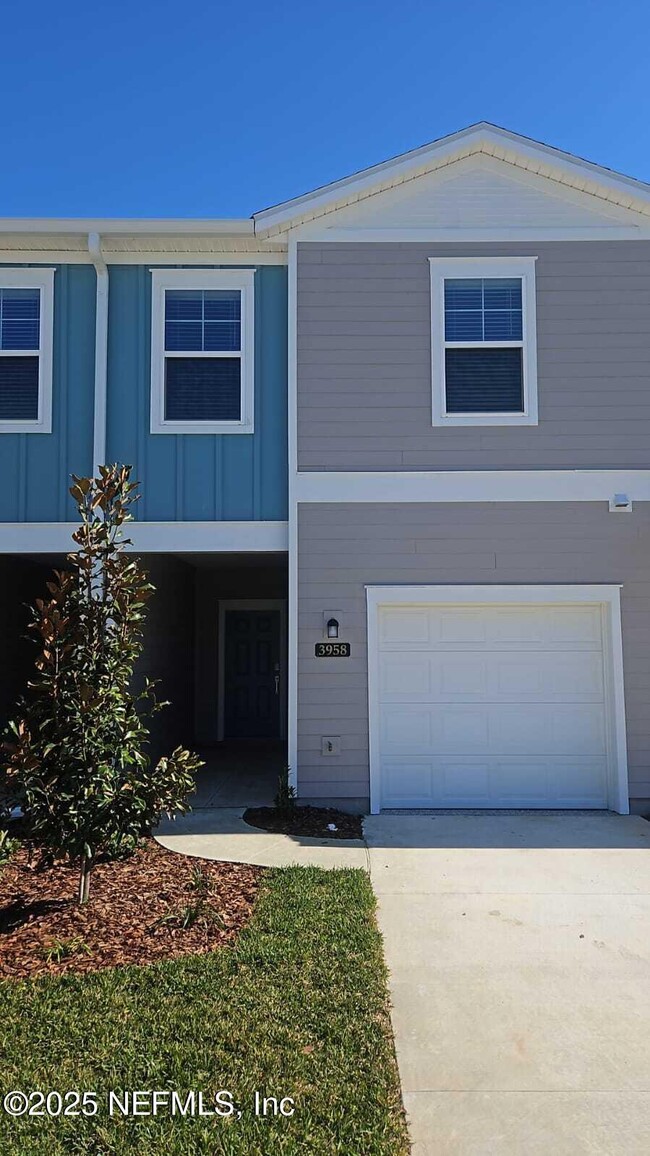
[326,617,340,639]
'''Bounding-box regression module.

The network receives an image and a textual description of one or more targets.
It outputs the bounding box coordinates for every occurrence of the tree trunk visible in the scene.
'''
[78,852,92,905]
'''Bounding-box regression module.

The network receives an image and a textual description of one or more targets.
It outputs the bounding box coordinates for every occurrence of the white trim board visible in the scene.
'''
[0,218,255,235]
[365,583,629,816]
[216,599,287,742]
[287,237,299,794]
[290,226,650,242]
[0,521,289,554]
[295,470,650,505]
[0,251,287,266]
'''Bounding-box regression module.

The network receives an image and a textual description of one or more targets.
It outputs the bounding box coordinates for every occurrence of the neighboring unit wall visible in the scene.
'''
[138,555,196,760]
[106,265,288,521]
[297,240,650,471]
[297,502,650,808]
[0,265,95,521]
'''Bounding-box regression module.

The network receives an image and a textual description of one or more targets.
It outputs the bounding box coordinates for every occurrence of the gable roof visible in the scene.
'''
[252,122,650,236]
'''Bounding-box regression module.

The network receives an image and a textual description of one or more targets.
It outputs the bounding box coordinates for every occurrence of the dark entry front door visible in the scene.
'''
[223,609,282,739]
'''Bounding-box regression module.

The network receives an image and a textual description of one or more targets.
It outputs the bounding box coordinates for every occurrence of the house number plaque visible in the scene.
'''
[315,642,351,657]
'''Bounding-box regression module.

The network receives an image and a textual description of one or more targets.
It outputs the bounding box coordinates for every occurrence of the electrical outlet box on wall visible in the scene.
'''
[321,736,341,757]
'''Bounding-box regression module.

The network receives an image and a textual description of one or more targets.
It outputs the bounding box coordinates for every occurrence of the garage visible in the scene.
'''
[367,586,629,813]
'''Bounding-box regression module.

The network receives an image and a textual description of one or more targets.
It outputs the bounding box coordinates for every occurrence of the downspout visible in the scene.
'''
[88,232,108,475]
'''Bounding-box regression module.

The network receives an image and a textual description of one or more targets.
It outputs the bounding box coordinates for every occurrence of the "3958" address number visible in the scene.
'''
[314,643,351,657]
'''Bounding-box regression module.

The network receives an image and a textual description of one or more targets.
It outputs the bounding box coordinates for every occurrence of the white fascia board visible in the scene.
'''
[0,521,288,554]
[0,249,287,267]
[0,218,254,235]
[114,250,287,265]
[295,470,650,504]
[0,249,287,266]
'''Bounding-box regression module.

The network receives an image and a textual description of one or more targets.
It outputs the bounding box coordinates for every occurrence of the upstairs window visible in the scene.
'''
[0,269,55,434]
[150,269,255,435]
[429,257,538,427]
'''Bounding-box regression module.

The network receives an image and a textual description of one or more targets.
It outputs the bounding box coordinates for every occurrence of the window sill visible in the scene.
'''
[433,413,538,428]
[0,419,52,435]
[150,419,254,436]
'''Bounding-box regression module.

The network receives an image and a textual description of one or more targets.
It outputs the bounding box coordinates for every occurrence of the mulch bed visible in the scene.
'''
[243,805,363,840]
[0,839,263,981]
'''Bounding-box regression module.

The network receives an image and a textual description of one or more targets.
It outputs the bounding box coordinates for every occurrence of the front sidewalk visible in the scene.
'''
[156,808,369,870]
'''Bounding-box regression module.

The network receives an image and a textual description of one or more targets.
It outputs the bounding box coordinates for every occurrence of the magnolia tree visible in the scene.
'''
[2,466,202,903]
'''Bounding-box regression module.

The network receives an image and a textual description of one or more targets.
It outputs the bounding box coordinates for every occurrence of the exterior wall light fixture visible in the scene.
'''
[326,618,340,639]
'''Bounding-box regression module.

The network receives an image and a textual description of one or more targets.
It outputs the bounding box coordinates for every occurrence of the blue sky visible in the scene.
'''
[3,0,650,219]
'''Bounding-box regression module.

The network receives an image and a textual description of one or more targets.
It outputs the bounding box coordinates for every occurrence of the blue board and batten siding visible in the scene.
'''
[106,265,287,522]
[0,264,96,522]
[0,263,288,523]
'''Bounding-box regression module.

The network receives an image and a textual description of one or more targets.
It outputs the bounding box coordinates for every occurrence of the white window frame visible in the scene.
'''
[0,267,55,434]
[429,256,538,427]
[150,268,255,435]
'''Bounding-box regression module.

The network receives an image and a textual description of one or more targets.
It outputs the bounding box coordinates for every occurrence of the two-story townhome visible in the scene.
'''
[3,123,650,815]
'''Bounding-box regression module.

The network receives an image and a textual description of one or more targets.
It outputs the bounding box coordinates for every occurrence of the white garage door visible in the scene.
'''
[376,602,612,809]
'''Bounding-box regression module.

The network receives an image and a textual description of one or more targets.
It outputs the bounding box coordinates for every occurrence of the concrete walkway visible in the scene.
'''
[155,807,369,870]
[157,808,650,1153]
[365,812,650,1156]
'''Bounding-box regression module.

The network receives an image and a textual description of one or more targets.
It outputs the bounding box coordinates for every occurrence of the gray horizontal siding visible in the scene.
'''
[297,241,650,471]
[297,501,650,807]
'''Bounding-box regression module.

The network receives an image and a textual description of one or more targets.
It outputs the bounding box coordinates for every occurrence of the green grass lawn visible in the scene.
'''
[0,866,409,1155]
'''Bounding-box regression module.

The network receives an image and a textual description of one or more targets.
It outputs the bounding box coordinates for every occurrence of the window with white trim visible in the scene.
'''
[150,268,255,435]
[429,257,538,427]
[0,268,55,434]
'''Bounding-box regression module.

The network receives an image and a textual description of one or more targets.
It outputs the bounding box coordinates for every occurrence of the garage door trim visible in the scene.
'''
[366,585,629,815]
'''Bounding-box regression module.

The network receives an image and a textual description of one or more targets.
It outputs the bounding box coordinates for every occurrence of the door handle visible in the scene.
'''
[274,673,280,695]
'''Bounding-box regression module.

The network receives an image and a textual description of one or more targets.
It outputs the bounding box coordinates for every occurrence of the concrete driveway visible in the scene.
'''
[364,812,650,1156]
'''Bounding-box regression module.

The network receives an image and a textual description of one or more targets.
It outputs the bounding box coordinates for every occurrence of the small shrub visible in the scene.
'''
[151,898,225,933]
[41,936,91,964]
[274,766,296,812]
[0,829,19,870]
[188,865,213,897]
[1,466,203,905]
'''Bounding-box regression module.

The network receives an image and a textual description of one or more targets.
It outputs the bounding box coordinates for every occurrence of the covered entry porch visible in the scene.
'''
[0,549,288,810]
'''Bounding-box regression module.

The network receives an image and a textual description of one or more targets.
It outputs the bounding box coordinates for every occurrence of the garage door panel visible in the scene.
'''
[439,655,487,697]
[438,608,490,644]
[547,606,603,645]
[380,651,604,703]
[550,760,608,806]
[380,654,432,696]
[382,760,434,808]
[381,707,432,752]
[380,609,430,645]
[380,756,608,809]
[494,652,604,700]
[491,704,606,756]
[491,762,550,806]
[379,605,604,652]
[376,599,614,810]
[381,704,606,757]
